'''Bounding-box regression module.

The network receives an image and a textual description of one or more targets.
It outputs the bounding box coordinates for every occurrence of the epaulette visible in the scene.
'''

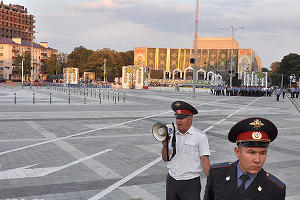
[264,172,286,190]
[211,162,233,170]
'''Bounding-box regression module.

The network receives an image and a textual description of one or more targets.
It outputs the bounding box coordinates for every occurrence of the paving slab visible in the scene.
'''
[0,86,299,200]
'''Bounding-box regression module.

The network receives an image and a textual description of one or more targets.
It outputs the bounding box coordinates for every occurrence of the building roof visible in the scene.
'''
[0,38,57,51]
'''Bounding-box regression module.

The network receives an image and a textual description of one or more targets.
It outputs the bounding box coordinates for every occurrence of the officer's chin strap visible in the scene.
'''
[167,123,176,161]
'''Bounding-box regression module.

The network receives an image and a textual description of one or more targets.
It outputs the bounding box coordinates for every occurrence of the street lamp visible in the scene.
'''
[192,0,199,98]
[221,25,245,87]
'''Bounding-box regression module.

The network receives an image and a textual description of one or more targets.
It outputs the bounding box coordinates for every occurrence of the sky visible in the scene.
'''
[5,0,300,68]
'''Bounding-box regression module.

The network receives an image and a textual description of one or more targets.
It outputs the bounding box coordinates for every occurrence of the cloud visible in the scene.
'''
[29,0,300,68]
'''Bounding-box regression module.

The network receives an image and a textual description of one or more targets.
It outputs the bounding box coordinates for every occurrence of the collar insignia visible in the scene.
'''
[174,102,181,107]
[249,119,264,129]
[258,186,262,192]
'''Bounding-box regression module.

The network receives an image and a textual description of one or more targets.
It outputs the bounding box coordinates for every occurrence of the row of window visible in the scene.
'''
[0,16,32,25]
[0,9,33,19]
[1,29,32,35]
[1,35,30,41]
[1,22,33,30]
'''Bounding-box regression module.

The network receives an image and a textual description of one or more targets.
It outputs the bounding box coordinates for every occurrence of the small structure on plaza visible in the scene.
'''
[243,71,268,87]
[83,72,95,82]
[122,66,147,89]
[63,67,79,84]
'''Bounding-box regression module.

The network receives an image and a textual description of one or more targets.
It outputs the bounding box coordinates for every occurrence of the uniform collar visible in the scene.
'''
[176,125,194,135]
[237,161,257,181]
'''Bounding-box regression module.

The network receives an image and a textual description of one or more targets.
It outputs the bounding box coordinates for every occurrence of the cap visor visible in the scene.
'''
[175,115,190,119]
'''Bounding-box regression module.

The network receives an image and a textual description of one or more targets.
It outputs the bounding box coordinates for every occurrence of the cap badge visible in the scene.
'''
[249,119,264,129]
[175,102,181,107]
[226,176,230,181]
[252,132,262,140]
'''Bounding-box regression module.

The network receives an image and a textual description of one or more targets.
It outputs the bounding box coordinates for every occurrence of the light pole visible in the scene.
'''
[103,59,107,83]
[192,0,199,98]
[221,25,245,87]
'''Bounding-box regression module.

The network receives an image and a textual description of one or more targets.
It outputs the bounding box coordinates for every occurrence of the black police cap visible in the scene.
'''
[228,117,278,147]
[171,101,198,119]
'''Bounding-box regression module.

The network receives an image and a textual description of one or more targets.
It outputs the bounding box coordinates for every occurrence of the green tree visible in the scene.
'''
[119,50,134,66]
[13,52,31,78]
[66,46,94,76]
[43,54,58,75]
[86,48,125,82]
[269,53,300,86]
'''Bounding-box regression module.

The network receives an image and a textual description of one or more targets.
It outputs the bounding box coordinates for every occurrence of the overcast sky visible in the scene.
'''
[6,0,300,68]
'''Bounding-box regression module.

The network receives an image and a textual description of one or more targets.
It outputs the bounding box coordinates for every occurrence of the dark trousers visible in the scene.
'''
[166,174,201,200]
[277,95,280,101]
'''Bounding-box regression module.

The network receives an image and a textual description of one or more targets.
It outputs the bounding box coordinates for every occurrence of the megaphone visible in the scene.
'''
[152,123,175,142]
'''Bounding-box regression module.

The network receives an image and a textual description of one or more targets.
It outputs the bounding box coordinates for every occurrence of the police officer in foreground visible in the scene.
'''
[162,101,211,200]
[204,117,286,200]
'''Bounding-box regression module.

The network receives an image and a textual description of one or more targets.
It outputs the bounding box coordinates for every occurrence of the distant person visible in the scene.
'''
[275,88,281,101]
[282,88,286,99]
[161,101,210,200]
[204,117,286,200]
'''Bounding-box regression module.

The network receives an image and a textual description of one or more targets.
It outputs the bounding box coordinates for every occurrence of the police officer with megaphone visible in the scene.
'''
[160,101,211,200]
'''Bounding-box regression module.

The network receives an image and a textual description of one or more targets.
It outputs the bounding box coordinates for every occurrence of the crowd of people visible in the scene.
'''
[210,85,300,98]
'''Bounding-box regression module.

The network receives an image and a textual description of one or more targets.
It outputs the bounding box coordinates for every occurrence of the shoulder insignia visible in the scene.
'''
[265,172,286,190]
[211,162,232,170]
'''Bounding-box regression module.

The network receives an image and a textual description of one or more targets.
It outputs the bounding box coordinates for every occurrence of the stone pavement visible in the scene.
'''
[0,86,299,200]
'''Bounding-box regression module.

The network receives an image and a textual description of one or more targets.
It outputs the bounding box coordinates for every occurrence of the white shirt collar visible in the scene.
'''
[177,125,194,135]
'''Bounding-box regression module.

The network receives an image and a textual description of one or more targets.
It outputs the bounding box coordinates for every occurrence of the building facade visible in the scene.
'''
[0,1,35,42]
[0,37,57,80]
[134,37,262,85]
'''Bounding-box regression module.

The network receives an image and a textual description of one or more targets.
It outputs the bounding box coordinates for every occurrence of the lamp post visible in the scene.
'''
[103,59,107,83]
[221,25,245,87]
[192,0,199,98]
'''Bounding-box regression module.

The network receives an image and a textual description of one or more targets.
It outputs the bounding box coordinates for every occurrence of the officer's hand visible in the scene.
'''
[162,135,171,147]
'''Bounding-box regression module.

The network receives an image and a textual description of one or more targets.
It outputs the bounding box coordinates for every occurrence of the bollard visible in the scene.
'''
[68,94,71,104]
[50,93,52,104]
[94,92,96,98]
[84,95,86,104]
[118,92,119,102]
[33,93,35,104]
[99,93,102,104]
[112,92,115,101]
[14,93,16,104]
[108,91,109,100]
[114,93,116,104]
[123,92,125,103]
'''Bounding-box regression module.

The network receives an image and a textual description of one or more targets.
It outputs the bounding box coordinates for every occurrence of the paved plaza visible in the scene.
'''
[0,86,299,200]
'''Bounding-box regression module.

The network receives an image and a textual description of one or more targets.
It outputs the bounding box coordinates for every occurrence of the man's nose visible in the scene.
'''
[253,154,260,162]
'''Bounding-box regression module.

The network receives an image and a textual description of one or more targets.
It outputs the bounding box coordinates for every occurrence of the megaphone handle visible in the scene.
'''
[171,123,176,159]
[166,134,170,161]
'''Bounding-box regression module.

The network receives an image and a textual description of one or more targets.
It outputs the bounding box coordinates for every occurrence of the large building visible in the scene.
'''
[0,1,35,42]
[0,37,57,80]
[134,37,262,85]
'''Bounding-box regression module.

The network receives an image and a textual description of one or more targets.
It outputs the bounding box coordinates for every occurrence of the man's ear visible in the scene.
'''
[234,147,240,159]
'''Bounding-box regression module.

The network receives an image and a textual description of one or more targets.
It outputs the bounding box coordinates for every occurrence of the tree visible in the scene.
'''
[86,48,126,82]
[13,52,31,79]
[66,46,94,76]
[43,54,58,75]
[119,50,134,66]
[269,53,300,86]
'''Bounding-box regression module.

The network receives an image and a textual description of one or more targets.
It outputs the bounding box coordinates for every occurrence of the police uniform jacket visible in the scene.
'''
[204,161,286,200]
